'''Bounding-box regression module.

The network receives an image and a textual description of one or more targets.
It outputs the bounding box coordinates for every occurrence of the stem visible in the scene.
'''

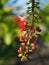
[32,0,35,28]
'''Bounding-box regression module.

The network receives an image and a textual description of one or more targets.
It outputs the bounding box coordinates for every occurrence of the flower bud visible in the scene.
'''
[19,46,23,51]
[36,34,41,38]
[36,26,41,32]
[18,53,23,57]
[30,29,35,33]
[21,43,26,46]
[29,35,32,39]
[32,46,36,50]
[25,49,29,53]
[31,43,35,47]
[29,50,33,52]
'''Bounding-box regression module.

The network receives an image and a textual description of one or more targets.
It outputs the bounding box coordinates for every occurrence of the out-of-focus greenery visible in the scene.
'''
[0,0,22,46]
[0,0,21,63]
[40,3,49,43]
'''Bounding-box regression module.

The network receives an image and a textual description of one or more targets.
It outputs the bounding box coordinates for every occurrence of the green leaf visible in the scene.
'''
[0,23,9,37]
[3,33,12,46]
[14,28,22,38]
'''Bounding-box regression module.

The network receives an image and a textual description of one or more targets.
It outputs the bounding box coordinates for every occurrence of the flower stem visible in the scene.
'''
[32,0,35,28]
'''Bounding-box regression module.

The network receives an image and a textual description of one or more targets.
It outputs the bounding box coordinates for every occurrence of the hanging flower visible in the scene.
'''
[14,16,28,31]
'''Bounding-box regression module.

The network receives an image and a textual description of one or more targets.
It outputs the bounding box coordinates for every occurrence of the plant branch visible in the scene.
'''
[32,0,35,28]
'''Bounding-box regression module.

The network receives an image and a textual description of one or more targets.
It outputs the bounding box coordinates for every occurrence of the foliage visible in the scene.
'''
[40,3,49,42]
[0,0,22,59]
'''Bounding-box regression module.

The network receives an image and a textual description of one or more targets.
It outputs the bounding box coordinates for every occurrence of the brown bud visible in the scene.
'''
[26,46,28,49]
[18,50,20,53]
[29,50,33,52]
[29,36,32,39]
[24,56,28,60]
[25,39,27,42]
[21,43,26,46]
[18,53,23,57]
[31,43,35,47]
[32,46,36,50]
[19,46,23,51]
[25,49,29,53]
[18,49,22,53]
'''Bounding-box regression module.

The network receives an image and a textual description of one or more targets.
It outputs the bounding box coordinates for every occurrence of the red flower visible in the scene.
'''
[14,16,28,31]
[18,18,27,31]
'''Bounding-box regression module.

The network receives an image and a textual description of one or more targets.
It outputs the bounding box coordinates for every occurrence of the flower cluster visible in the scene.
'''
[17,20,41,61]
[14,14,41,61]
